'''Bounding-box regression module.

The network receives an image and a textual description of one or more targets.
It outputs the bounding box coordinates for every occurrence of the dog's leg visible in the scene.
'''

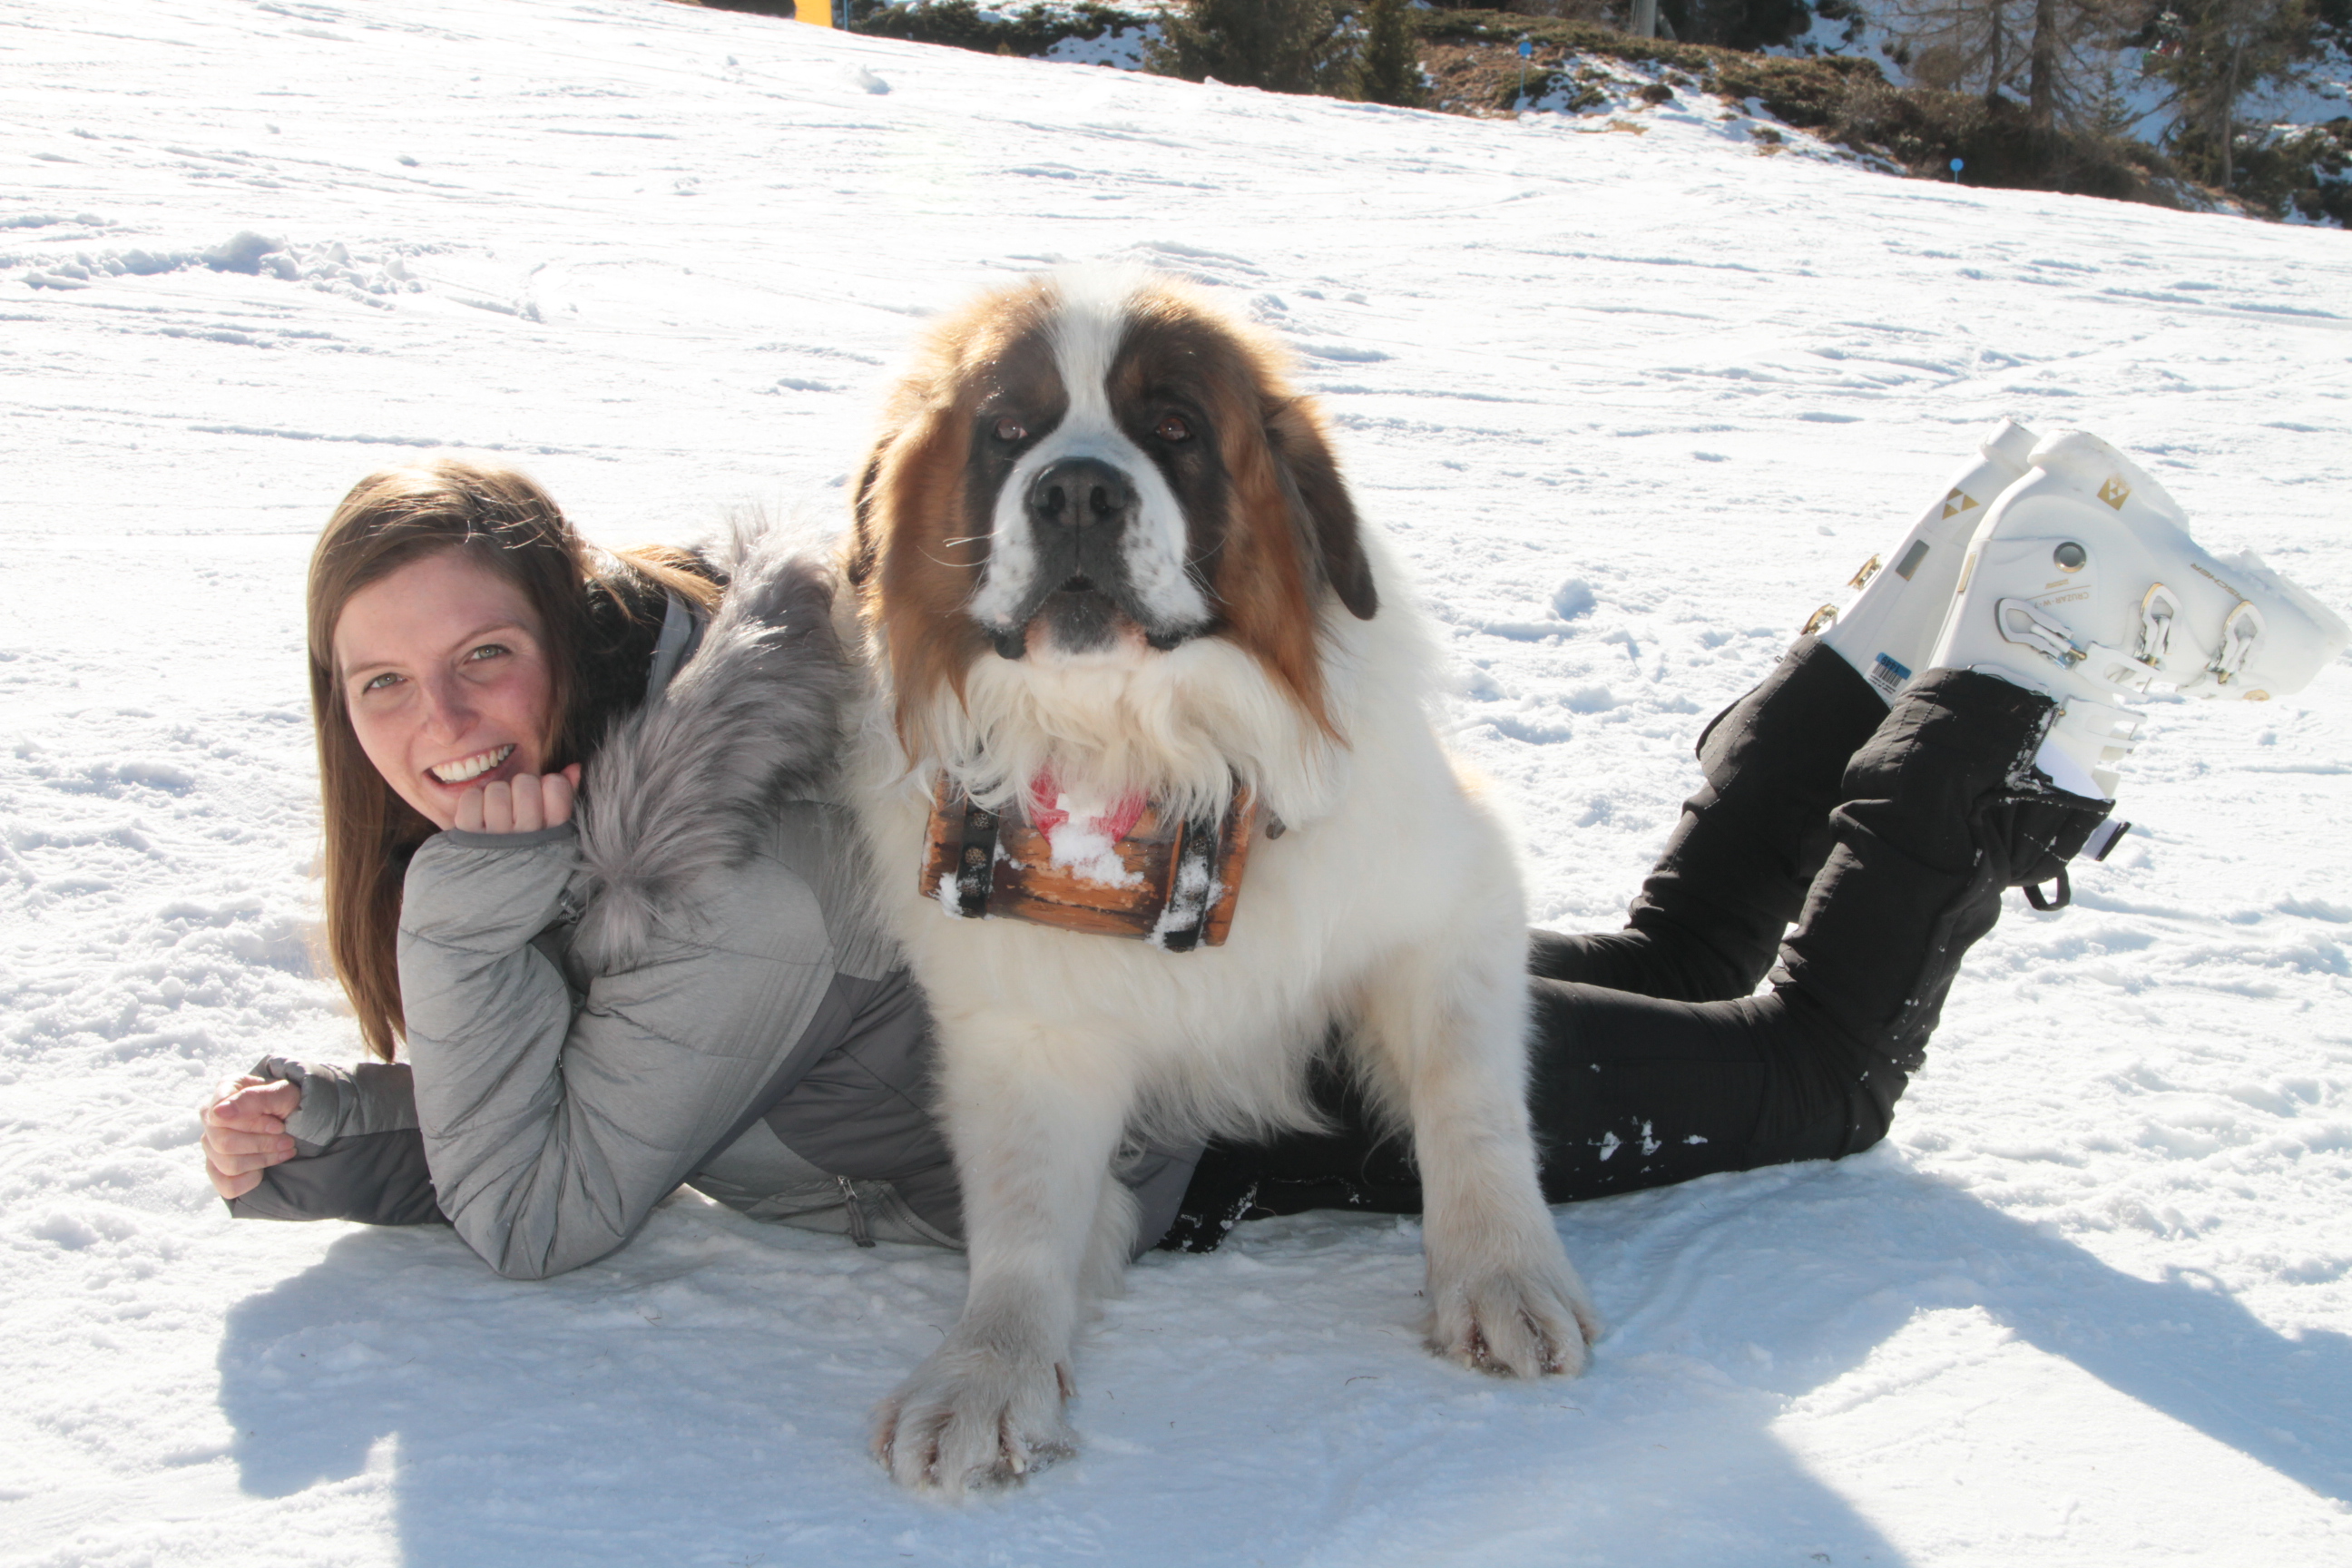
[871,1015,1135,1497]
[1082,1163,1142,1303]
[1354,941,1603,1378]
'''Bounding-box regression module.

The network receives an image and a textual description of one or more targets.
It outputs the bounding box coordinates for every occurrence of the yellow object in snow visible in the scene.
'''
[794,2,834,24]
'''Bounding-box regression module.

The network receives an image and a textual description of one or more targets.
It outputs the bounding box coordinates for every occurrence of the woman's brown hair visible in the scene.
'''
[307,460,721,1061]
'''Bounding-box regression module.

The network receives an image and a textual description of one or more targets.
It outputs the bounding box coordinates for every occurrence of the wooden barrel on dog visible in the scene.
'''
[920,774,1258,952]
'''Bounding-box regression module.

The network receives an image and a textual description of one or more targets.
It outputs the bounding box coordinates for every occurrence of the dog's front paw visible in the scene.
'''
[871,1341,1079,1498]
[1426,1258,1602,1379]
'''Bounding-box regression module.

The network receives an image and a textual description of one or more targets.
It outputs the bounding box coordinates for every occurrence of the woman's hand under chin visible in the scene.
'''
[455,763,583,835]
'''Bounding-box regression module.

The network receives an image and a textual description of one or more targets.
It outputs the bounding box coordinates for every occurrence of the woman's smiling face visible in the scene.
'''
[333,548,555,830]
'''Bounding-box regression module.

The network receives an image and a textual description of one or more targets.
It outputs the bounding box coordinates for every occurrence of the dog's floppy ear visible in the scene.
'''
[851,387,959,596]
[848,454,882,587]
[1267,397,1377,622]
[853,376,995,750]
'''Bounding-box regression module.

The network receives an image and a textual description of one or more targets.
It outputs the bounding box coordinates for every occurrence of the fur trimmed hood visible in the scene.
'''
[570,522,848,973]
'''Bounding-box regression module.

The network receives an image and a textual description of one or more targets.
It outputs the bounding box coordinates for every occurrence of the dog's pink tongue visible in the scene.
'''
[1029,769,1146,842]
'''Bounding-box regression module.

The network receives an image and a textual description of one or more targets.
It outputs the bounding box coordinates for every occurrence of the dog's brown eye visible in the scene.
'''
[994,416,1026,443]
[1155,413,1191,443]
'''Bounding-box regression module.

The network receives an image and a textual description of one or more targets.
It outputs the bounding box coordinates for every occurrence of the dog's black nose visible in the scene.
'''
[1028,457,1132,531]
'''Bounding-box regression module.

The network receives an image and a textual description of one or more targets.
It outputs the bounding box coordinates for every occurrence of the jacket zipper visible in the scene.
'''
[837,1175,877,1248]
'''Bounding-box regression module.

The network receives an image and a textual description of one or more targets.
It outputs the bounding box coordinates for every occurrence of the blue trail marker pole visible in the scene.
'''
[1950,157,1965,183]
[1519,37,1533,105]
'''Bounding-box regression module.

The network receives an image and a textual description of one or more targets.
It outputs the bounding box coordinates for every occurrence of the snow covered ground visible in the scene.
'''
[5,1,2351,1563]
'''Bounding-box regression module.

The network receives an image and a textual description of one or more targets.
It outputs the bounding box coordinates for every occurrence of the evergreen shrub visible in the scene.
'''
[1359,0,1427,105]
[848,0,1148,55]
[1148,0,1361,95]
[2210,118,2352,225]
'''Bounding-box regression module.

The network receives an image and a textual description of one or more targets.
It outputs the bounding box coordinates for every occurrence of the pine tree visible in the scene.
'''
[1358,0,1424,107]
[1887,0,2034,101]
[1888,0,2134,130]
[1147,0,1360,97]
[2021,0,2139,129]
[2151,0,2310,190]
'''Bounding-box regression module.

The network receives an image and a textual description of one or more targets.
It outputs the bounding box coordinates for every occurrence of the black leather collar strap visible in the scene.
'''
[1156,809,1228,954]
[951,795,1000,917]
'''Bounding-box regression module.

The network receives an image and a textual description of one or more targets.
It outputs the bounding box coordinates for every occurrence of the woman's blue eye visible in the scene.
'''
[466,643,508,662]
[363,672,401,692]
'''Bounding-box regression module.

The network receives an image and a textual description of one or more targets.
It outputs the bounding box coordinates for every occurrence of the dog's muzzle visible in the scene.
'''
[985,457,1204,658]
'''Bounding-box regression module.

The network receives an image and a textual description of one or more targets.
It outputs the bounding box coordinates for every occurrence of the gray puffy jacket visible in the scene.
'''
[230,529,1200,1277]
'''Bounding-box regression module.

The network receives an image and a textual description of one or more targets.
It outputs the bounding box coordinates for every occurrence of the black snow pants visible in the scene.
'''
[1159,640,2116,1250]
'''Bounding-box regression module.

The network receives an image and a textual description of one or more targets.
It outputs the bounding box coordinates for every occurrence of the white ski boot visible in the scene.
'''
[1815,418,2041,702]
[1929,429,2348,808]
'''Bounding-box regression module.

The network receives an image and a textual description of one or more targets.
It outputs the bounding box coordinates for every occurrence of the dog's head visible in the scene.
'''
[852,270,1377,750]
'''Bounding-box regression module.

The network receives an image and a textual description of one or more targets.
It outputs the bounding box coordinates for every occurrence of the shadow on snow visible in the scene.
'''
[214,1160,2349,1568]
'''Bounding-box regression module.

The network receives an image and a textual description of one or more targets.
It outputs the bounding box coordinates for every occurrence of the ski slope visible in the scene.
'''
[5,2,2350,1563]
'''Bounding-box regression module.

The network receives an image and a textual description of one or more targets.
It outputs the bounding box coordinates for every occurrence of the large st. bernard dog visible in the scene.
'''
[843,268,1600,1495]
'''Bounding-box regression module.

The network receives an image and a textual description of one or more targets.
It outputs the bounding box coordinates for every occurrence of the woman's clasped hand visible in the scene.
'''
[200,1076,301,1202]
[454,766,581,835]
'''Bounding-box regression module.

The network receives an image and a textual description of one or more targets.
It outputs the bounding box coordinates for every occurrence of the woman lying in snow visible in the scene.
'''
[201,441,2343,1274]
